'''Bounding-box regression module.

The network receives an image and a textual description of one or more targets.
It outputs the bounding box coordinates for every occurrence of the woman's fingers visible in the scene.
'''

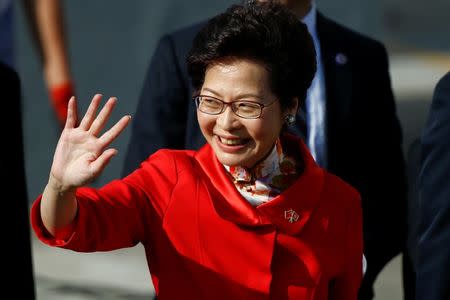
[89,97,117,136]
[79,94,103,130]
[90,148,118,176]
[64,96,77,129]
[98,115,131,147]
[70,94,130,160]
[90,113,130,177]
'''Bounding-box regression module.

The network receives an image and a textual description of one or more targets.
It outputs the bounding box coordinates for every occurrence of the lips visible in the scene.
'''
[218,136,247,146]
[215,135,250,153]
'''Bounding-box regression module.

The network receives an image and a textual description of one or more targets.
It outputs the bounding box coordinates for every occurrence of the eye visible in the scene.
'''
[236,101,260,112]
[201,97,222,109]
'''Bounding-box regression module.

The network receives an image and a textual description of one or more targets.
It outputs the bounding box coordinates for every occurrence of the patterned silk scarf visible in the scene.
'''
[223,139,300,206]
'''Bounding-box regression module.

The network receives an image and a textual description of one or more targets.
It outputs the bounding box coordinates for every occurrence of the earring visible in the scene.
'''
[285,114,295,126]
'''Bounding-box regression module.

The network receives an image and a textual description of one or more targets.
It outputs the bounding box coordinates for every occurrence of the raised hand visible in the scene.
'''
[49,94,131,192]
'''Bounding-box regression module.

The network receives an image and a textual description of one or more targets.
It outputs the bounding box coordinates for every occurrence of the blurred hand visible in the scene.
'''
[49,94,131,192]
[50,81,75,128]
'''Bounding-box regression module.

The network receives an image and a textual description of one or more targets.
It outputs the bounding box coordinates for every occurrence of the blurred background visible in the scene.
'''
[11,0,450,299]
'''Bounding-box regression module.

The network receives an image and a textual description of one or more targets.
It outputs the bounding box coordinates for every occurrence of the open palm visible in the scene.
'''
[50,94,131,191]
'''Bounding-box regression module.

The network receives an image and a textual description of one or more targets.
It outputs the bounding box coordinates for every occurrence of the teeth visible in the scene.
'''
[220,137,244,145]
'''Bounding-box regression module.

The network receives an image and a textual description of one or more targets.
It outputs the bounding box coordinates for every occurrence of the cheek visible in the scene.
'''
[197,113,215,137]
[247,122,267,141]
[251,116,283,142]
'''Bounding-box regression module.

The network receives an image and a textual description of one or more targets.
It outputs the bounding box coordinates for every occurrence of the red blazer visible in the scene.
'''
[31,135,363,299]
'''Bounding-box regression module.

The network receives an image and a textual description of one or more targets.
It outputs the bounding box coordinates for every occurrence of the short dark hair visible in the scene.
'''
[187,0,316,110]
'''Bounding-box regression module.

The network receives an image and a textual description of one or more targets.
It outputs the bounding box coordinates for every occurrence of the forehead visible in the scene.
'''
[206,57,268,76]
[203,58,272,97]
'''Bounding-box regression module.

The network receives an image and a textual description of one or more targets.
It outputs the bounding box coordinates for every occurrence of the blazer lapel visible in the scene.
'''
[194,144,264,226]
[257,135,325,235]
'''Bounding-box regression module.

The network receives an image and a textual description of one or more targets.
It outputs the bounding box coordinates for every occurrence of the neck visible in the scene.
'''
[242,142,277,170]
[282,0,312,19]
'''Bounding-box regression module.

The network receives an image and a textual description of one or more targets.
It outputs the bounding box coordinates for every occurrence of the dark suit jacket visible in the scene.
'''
[0,62,36,298]
[417,71,450,300]
[124,12,407,299]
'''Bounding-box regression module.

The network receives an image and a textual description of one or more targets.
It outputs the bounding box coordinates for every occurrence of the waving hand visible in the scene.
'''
[50,94,131,192]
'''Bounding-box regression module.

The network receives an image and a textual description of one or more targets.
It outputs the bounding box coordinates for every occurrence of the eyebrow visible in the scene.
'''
[201,87,263,101]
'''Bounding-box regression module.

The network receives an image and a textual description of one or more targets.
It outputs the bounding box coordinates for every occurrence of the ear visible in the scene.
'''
[283,97,299,117]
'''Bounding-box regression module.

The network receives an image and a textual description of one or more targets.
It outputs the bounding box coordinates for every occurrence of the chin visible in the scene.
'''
[215,152,251,167]
[217,155,243,167]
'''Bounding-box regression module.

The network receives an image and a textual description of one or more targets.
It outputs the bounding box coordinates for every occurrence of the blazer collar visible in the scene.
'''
[194,134,325,235]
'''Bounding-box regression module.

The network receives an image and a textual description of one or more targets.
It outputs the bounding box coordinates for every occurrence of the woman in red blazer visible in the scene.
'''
[31,1,363,299]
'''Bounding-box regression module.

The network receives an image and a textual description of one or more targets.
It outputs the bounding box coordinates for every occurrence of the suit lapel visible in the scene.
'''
[316,13,353,155]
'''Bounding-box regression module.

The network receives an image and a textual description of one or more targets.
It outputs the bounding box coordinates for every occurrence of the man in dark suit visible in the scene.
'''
[0,62,36,298]
[416,71,450,300]
[123,1,409,298]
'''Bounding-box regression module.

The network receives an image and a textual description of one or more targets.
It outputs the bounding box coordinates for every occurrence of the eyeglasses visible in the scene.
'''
[194,95,277,119]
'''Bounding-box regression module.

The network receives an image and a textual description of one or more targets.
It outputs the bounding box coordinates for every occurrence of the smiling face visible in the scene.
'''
[197,58,296,168]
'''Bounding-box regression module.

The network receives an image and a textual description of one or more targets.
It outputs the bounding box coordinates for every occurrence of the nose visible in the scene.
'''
[216,105,240,131]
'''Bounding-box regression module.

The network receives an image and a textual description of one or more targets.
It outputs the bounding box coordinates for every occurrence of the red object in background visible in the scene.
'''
[50,81,75,127]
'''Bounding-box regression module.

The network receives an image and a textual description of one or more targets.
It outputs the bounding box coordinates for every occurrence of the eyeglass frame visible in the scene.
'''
[194,95,278,119]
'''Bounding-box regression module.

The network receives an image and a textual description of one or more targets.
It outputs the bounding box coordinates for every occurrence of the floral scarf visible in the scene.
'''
[223,139,300,206]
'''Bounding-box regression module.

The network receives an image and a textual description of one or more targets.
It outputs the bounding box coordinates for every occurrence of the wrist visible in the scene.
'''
[47,174,76,196]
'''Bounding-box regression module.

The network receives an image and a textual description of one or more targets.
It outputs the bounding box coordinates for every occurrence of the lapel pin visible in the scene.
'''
[284,209,300,223]
[335,53,348,65]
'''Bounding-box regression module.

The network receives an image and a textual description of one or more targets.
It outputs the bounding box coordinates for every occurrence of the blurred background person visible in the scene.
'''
[123,0,409,299]
[1,1,74,298]
[416,71,450,300]
[0,61,35,299]
[0,0,75,128]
